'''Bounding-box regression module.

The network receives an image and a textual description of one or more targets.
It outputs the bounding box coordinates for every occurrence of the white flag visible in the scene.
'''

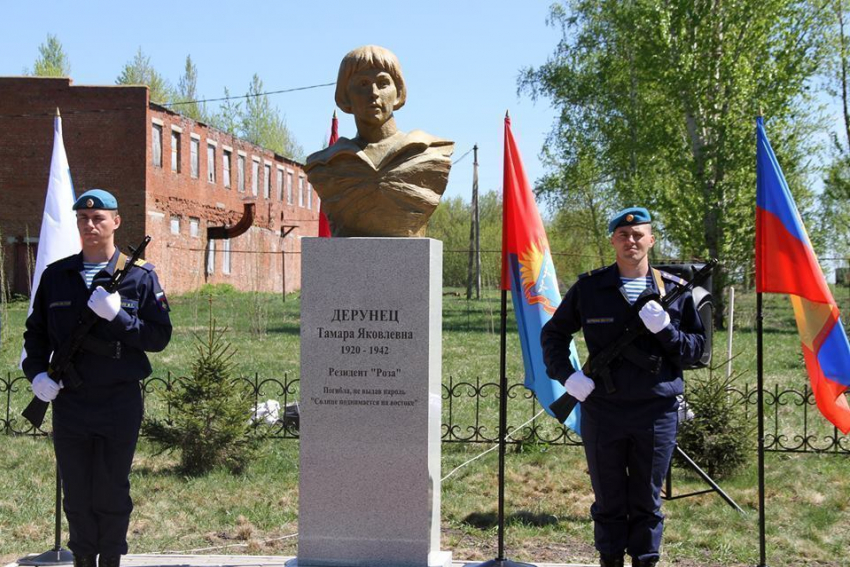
[21,111,81,366]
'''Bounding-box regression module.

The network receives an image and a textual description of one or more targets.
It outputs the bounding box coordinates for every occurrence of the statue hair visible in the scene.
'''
[335,45,407,114]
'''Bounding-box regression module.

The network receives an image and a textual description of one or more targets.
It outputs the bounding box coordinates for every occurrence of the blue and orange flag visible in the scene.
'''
[756,117,850,434]
[501,114,582,432]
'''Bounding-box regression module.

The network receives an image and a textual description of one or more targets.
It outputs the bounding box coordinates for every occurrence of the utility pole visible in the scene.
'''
[466,144,481,299]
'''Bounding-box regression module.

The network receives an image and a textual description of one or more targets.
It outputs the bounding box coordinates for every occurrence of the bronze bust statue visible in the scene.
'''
[305,45,454,237]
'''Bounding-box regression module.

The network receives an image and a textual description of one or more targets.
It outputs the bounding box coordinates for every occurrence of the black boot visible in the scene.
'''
[600,553,625,567]
[98,555,120,567]
[631,557,658,567]
[73,555,96,567]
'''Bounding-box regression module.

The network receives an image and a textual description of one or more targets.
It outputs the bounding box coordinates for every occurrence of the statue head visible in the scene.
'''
[305,44,454,237]
[335,45,407,122]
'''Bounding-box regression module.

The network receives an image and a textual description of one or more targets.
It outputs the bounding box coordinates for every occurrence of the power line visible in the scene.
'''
[162,82,336,107]
[453,147,474,165]
[0,81,337,119]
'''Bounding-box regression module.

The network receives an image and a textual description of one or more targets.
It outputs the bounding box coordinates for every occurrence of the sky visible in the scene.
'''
[0,0,564,206]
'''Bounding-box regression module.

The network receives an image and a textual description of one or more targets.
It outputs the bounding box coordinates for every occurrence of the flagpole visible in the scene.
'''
[17,453,73,566]
[18,108,75,567]
[754,115,768,567]
[468,291,535,567]
[469,112,534,567]
[756,292,768,567]
[755,113,768,567]
[497,289,508,559]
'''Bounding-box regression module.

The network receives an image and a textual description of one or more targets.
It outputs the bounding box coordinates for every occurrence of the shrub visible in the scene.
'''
[197,283,238,296]
[677,368,751,479]
[142,313,261,475]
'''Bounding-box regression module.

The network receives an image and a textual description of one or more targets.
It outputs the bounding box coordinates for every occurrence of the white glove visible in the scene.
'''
[639,300,671,334]
[88,286,121,321]
[32,372,62,402]
[564,370,595,402]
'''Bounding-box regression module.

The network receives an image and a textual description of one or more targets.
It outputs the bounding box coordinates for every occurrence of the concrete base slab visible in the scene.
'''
[9,556,597,567]
[286,550,452,567]
[8,556,596,567]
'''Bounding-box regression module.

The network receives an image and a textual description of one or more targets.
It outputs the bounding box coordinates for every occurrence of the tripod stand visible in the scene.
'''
[662,445,743,513]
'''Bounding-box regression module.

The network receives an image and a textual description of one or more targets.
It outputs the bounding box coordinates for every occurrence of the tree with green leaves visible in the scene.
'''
[817,156,850,257]
[142,316,261,475]
[677,368,751,478]
[116,47,173,104]
[240,74,303,160]
[816,1,850,259]
[427,192,504,288]
[538,140,619,270]
[427,196,480,287]
[209,86,241,136]
[31,33,71,77]
[173,54,208,122]
[521,1,830,326]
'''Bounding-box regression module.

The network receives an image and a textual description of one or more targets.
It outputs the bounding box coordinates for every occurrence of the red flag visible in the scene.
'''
[501,114,549,290]
[501,113,582,431]
[317,111,337,238]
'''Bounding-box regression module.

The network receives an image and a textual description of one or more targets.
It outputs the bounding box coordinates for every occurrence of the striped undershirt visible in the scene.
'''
[620,275,652,305]
[82,261,109,288]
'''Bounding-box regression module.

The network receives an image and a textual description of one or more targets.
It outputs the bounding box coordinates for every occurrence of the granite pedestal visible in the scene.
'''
[295,238,450,567]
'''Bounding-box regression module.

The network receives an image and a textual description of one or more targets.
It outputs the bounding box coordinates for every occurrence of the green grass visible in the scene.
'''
[1,286,849,566]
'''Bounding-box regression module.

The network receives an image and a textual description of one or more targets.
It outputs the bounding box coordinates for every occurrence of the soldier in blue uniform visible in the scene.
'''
[24,189,172,567]
[541,207,705,567]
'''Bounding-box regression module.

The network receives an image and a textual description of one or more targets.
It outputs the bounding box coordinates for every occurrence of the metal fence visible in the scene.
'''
[2,371,848,454]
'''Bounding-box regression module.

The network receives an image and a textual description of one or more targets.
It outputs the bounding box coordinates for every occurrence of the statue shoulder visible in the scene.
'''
[305,137,361,171]
[388,130,454,164]
[405,129,454,148]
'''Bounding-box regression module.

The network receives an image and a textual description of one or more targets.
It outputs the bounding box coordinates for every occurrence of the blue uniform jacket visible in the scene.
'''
[23,249,172,388]
[541,263,705,402]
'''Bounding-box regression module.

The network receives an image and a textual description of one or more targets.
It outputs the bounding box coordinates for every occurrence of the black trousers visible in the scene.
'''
[52,381,142,556]
[581,396,678,562]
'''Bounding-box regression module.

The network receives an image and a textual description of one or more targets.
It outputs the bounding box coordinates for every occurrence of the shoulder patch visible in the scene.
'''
[658,270,687,286]
[155,290,170,312]
[578,265,610,280]
[133,259,154,271]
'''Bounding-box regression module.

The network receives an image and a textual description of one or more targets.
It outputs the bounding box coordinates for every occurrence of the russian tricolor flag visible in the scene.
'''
[501,115,582,432]
[756,117,850,434]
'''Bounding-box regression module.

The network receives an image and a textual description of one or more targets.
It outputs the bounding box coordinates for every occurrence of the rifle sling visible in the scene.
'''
[615,269,667,374]
[619,344,662,374]
[112,253,129,284]
[74,253,129,359]
[650,267,667,299]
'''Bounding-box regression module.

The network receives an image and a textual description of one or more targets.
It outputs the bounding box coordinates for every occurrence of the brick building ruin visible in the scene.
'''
[0,76,320,297]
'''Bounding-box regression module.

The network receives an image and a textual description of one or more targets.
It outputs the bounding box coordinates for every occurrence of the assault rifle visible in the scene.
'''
[22,236,151,429]
[549,258,717,423]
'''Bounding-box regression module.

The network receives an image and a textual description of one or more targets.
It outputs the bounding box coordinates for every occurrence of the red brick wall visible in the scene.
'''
[0,77,147,295]
[145,106,319,294]
[0,77,319,296]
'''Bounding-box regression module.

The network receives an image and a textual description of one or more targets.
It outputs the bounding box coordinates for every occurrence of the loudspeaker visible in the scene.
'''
[654,263,713,370]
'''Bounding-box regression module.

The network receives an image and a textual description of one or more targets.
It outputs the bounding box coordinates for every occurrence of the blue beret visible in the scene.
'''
[73,189,118,211]
[608,207,651,234]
